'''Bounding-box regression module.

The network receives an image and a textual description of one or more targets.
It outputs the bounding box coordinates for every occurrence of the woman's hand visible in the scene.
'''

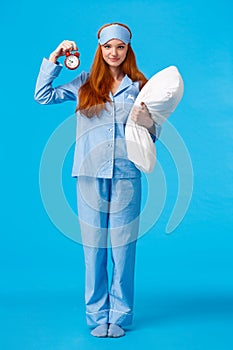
[130,102,155,132]
[49,40,78,63]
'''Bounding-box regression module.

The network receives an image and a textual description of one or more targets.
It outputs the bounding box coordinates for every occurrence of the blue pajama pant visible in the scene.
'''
[76,176,141,327]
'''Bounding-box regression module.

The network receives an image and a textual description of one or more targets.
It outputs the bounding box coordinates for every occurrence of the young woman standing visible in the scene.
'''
[35,23,160,338]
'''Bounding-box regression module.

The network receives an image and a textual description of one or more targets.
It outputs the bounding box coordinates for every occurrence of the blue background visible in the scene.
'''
[1,0,233,349]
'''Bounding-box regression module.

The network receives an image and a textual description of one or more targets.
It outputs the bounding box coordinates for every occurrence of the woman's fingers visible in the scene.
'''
[130,103,153,129]
[54,40,78,57]
[130,105,141,120]
[70,40,78,50]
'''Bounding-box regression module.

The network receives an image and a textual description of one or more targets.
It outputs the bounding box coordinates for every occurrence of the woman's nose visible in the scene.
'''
[111,47,117,56]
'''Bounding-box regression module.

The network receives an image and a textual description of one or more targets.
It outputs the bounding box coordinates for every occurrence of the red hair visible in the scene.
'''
[76,23,147,118]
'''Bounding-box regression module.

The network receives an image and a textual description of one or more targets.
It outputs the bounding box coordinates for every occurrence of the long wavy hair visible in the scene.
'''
[76,23,147,117]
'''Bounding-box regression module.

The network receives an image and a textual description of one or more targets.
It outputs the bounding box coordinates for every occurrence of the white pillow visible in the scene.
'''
[133,65,184,124]
[125,66,184,173]
[125,119,156,173]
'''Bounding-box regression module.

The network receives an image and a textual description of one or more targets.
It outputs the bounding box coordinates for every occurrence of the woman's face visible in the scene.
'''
[101,39,128,68]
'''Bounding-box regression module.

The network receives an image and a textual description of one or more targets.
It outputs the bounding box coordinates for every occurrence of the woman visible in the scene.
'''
[35,23,160,338]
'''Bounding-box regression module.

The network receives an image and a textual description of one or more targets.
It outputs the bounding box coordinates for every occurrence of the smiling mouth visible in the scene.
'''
[109,58,119,62]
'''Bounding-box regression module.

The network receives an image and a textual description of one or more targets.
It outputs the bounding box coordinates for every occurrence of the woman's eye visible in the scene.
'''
[118,46,125,49]
[104,45,111,49]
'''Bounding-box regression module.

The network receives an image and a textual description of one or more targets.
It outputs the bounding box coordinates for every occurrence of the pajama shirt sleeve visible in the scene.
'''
[34,58,88,104]
[149,122,162,142]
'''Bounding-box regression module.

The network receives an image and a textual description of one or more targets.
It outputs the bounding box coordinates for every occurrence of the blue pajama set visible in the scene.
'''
[35,58,160,327]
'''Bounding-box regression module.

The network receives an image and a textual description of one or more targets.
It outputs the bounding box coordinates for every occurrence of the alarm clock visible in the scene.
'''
[64,51,80,70]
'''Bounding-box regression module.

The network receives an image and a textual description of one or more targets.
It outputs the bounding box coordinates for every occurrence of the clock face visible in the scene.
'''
[65,54,80,69]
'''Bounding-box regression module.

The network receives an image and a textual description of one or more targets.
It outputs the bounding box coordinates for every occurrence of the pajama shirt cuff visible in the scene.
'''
[40,57,63,77]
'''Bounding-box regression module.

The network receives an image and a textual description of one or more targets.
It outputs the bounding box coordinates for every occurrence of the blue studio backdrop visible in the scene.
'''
[0,0,233,349]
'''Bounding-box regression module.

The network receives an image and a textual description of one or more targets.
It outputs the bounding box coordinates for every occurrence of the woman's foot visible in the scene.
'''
[90,324,108,337]
[108,324,125,338]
